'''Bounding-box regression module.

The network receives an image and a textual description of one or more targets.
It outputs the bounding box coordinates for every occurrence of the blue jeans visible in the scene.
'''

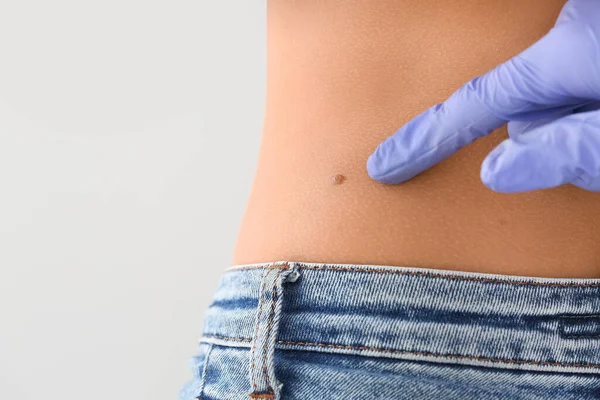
[180,261,600,399]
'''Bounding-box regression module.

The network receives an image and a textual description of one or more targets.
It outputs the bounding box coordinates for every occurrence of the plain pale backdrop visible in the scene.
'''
[0,1,265,399]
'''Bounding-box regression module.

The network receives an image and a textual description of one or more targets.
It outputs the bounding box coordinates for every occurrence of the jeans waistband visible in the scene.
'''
[201,260,600,376]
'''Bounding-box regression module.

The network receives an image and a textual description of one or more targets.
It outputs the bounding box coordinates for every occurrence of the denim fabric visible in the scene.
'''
[180,261,600,399]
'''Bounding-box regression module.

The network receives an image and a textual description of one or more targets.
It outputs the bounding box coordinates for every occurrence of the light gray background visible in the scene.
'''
[0,1,265,399]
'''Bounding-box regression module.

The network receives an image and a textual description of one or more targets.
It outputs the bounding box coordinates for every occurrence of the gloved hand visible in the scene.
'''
[366,0,600,193]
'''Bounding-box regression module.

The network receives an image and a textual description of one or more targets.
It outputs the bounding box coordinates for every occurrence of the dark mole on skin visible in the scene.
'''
[331,174,346,185]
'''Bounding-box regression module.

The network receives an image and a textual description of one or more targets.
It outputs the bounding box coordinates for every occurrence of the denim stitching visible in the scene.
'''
[194,343,214,400]
[201,334,600,369]
[261,269,282,393]
[226,264,600,288]
[204,334,251,343]
[248,393,275,399]
[249,269,269,393]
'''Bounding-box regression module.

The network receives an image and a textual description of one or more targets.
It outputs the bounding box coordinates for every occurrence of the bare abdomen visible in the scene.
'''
[233,0,600,278]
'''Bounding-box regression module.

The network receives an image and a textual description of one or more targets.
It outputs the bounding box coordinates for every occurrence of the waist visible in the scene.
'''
[233,120,600,278]
[201,261,600,375]
[233,0,600,278]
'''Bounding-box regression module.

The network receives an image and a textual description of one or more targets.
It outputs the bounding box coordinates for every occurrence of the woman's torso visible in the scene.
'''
[233,0,600,278]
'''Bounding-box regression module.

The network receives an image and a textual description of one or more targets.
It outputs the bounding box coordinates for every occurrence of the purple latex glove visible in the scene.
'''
[366,0,600,192]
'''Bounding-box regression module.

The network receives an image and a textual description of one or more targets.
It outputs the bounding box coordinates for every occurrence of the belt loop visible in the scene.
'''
[284,262,301,283]
[248,262,300,400]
